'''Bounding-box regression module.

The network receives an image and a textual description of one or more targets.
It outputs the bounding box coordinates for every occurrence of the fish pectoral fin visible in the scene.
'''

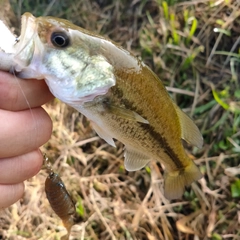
[124,147,150,171]
[91,122,116,147]
[109,105,149,124]
[173,103,203,148]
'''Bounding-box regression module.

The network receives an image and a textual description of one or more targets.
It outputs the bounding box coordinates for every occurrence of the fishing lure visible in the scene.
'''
[43,154,76,239]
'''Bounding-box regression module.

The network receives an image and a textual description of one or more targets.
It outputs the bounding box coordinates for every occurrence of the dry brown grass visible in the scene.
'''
[1,0,240,239]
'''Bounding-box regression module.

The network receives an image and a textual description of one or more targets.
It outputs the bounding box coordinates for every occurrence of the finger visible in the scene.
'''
[0,150,43,184]
[0,183,24,209]
[0,71,54,111]
[0,107,52,158]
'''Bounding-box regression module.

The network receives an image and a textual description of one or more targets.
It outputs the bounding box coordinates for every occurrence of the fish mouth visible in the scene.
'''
[19,13,36,44]
[14,12,37,70]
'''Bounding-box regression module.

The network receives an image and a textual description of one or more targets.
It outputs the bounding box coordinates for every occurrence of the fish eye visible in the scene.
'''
[51,32,70,48]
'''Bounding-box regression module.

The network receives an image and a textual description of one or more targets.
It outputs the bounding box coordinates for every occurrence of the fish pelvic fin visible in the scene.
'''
[164,161,202,200]
[91,122,116,147]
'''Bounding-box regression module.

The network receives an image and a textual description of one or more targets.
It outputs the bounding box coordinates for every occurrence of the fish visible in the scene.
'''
[2,12,203,200]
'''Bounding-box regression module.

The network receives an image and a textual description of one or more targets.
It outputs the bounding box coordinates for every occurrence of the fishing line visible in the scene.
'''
[11,67,38,135]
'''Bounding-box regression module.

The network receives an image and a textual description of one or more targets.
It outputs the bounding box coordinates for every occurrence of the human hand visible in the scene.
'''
[0,71,53,208]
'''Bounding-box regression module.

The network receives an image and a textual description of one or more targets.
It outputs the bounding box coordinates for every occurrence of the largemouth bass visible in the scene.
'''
[3,13,203,200]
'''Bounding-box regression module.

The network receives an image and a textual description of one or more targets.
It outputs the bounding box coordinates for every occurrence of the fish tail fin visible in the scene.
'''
[164,162,202,200]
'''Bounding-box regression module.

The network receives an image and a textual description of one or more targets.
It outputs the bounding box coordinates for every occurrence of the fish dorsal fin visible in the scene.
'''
[91,122,116,147]
[124,147,150,171]
[108,105,149,124]
[173,103,203,148]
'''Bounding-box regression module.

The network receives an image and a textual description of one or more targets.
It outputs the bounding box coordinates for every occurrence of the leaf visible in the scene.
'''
[194,99,216,114]
[145,166,151,174]
[189,18,198,38]
[231,179,240,198]
[211,233,222,240]
[162,1,169,20]
[76,196,85,217]
[212,87,230,110]
[234,89,240,99]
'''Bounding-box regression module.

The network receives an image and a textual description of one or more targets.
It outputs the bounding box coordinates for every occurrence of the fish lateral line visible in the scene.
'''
[139,122,186,170]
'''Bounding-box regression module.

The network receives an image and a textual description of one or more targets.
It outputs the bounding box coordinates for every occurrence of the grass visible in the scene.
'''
[0,0,240,239]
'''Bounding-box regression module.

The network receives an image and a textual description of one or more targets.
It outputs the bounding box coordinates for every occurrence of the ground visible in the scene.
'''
[0,0,240,239]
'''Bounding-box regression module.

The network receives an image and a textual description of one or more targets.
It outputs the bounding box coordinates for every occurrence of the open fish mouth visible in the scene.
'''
[14,12,37,70]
